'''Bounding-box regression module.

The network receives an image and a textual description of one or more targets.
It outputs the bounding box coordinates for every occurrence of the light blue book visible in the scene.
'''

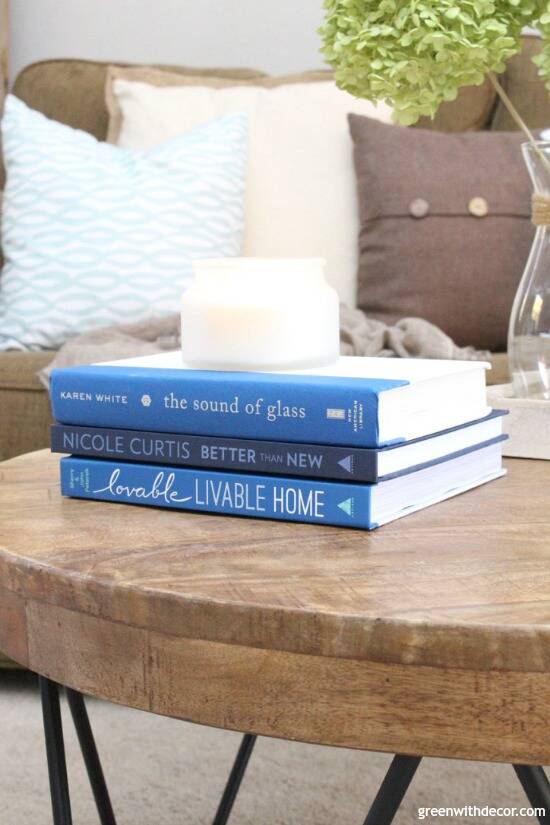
[50,351,491,448]
[60,442,505,530]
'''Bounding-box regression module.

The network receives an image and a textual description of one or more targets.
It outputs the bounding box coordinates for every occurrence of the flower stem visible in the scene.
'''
[488,71,538,143]
[488,71,550,181]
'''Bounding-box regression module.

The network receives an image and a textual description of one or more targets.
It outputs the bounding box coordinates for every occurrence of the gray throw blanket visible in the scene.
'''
[40,304,488,386]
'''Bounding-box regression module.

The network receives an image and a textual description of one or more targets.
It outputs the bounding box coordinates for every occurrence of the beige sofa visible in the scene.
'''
[2,38,549,462]
[0,40,547,462]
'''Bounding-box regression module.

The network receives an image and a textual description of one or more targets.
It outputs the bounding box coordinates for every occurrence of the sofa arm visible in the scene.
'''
[0,351,55,461]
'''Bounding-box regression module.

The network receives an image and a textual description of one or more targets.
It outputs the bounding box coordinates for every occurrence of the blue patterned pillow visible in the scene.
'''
[0,95,248,350]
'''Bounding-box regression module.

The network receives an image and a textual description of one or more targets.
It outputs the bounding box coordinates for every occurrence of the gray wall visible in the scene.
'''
[9,0,326,82]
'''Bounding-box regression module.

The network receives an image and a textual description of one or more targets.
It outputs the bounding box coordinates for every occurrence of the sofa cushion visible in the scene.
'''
[413,33,545,134]
[0,350,53,391]
[0,351,54,462]
[12,59,265,141]
[414,78,497,133]
[491,34,550,131]
[105,66,337,143]
[349,114,533,352]
[105,67,393,308]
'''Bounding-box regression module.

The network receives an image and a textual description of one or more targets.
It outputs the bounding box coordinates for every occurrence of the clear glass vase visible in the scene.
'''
[508,142,550,399]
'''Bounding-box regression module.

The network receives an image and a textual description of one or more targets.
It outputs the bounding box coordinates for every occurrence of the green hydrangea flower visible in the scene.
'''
[533,9,550,89]
[320,0,549,125]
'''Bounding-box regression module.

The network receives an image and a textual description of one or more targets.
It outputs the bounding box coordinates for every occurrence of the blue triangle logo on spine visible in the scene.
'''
[337,498,354,517]
[337,455,354,474]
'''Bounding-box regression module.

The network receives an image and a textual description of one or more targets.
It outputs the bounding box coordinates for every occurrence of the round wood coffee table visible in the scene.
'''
[1,450,549,825]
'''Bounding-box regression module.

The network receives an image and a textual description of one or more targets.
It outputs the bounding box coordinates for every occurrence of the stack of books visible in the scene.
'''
[50,352,507,530]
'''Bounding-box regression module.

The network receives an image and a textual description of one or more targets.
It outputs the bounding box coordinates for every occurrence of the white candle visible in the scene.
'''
[181,258,340,370]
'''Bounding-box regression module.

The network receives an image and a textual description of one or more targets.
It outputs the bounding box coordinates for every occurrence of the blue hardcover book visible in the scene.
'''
[50,351,491,448]
[51,410,507,482]
[60,442,505,530]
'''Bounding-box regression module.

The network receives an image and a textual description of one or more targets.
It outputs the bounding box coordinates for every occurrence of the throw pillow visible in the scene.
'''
[348,114,534,352]
[105,67,394,308]
[104,66,335,145]
[0,95,248,351]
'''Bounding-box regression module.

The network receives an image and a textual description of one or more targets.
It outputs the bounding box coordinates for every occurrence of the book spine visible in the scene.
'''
[49,367,390,447]
[51,424,379,482]
[60,457,374,530]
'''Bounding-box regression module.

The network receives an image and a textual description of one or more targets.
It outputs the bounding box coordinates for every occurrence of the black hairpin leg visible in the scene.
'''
[39,677,73,825]
[212,733,257,825]
[40,678,117,825]
[66,688,117,825]
[513,765,550,824]
[38,675,254,825]
[359,756,550,825]
[361,754,422,825]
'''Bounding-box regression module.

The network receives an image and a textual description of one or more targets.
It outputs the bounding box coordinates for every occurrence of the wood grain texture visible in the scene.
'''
[9,596,548,765]
[0,449,549,763]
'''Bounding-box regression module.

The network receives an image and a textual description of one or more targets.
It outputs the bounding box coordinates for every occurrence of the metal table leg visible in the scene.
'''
[513,765,550,824]
[39,676,255,825]
[359,756,550,825]
[361,754,422,825]
[67,688,117,825]
[39,677,73,825]
[212,733,257,825]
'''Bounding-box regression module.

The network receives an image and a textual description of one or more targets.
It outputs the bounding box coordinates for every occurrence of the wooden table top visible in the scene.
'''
[1,449,549,763]
[2,448,549,672]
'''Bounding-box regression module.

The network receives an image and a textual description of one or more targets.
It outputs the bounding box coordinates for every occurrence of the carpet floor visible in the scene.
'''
[0,671,543,824]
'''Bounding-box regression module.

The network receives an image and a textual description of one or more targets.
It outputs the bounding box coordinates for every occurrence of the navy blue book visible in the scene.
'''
[51,410,507,482]
[49,352,491,448]
[60,442,505,530]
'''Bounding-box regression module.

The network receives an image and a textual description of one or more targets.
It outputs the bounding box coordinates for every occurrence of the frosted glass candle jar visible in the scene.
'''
[181,258,340,370]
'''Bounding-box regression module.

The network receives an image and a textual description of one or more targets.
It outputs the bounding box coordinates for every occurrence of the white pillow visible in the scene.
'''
[0,96,248,350]
[111,78,393,307]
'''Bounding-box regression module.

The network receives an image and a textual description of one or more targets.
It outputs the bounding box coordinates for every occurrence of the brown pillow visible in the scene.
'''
[349,115,534,351]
